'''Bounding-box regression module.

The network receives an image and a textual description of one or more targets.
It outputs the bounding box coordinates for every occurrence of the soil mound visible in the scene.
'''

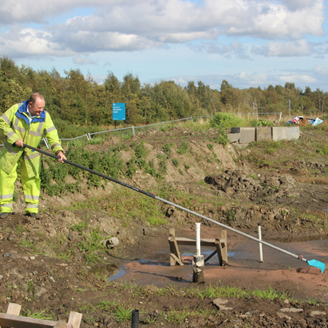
[205,169,298,202]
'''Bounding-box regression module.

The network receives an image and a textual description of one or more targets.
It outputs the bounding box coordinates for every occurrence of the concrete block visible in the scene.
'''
[256,127,272,141]
[227,133,240,143]
[272,127,287,141]
[286,126,300,140]
[231,127,255,144]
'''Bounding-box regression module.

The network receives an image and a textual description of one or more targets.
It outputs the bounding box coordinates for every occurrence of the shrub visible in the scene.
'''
[210,113,244,129]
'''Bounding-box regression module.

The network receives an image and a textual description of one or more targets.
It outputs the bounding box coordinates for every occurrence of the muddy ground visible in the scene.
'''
[1,123,328,327]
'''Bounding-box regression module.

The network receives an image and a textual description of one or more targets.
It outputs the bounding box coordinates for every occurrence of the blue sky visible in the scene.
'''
[0,0,327,91]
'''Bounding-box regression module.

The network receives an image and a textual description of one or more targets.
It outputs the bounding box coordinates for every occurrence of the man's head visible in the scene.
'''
[28,92,45,116]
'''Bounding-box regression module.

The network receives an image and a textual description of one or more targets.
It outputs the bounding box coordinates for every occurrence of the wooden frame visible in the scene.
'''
[0,303,82,328]
[168,228,228,266]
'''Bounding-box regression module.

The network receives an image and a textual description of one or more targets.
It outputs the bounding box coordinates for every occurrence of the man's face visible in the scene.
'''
[29,97,45,116]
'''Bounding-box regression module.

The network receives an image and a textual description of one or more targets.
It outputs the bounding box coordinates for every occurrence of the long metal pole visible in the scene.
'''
[25,143,310,263]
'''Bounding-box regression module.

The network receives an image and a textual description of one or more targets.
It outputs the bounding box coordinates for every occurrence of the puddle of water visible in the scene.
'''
[109,266,127,281]
[182,250,235,257]
[137,259,169,266]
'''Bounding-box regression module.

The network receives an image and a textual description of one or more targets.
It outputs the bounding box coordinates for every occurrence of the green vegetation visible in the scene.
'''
[210,112,244,129]
[0,57,327,144]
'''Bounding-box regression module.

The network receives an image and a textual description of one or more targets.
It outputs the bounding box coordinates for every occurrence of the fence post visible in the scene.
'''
[279,112,282,121]
[132,126,135,136]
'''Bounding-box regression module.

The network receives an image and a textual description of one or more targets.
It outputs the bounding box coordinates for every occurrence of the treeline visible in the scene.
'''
[0,56,327,127]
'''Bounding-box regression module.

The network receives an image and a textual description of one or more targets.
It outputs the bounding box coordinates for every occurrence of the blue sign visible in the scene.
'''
[112,103,126,121]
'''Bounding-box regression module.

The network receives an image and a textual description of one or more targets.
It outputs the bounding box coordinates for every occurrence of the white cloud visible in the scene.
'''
[281,0,314,11]
[73,56,97,65]
[313,65,328,75]
[191,41,251,59]
[0,28,75,57]
[239,71,247,80]
[0,0,325,59]
[279,74,317,83]
[256,39,312,57]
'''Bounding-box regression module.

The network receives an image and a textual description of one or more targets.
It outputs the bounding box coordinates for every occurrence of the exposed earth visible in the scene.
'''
[1,122,328,327]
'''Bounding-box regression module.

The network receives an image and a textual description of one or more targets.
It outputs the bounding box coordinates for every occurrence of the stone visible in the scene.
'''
[213,298,229,305]
[35,287,48,298]
[310,311,326,316]
[280,308,303,313]
[104,237,119,249]
[277,312,291,320]
[231,127,256,144]
[256,127,272,141]
[213,298,233,310]
[272,127,287,142]
[144,285,158,293]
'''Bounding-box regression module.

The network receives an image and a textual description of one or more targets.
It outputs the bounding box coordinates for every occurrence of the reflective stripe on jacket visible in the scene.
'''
[0,101,63,177]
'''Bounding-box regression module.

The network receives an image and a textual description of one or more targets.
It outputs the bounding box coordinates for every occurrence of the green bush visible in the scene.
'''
[210,113,243,129]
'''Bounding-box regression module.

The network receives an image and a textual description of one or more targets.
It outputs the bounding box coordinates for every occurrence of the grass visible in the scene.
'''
[25,309,55,320]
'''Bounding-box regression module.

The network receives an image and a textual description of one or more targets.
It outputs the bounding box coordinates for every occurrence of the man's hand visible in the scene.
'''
[56,150,67,164]
[15,139,24,147]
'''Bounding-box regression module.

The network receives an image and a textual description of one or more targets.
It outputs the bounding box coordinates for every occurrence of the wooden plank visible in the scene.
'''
[7,303,21,315]
[173,237,226,247]
[0,313,58,328]
[169,228,183,266]
[221,230,228,265]
[170,253,184,266]
[67,312,82,328]
[215,238,223,265]
[204,250,217,263]
[54,321,67,328]
[169,228,177,266]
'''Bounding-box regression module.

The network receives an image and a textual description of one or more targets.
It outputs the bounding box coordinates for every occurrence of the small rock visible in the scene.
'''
[68,233,73,241]
[213,298,232,310]
[2,253,11,257]
[310,311,326,316]
[213,298,229,306]
[280,308,303,313]
[104,237,119,249]
[284,299,290,304]
[0,275,3,280]
[217,305,233,311]
[35,287,47,298]
[144,285,158,293]
[277,312,291,320]
[29,256,35,260]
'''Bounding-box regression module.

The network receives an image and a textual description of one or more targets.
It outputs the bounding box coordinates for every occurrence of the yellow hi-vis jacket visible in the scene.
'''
[0,101,64,178]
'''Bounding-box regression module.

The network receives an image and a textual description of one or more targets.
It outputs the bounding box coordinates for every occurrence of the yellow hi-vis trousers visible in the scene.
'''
[0,161,40,214]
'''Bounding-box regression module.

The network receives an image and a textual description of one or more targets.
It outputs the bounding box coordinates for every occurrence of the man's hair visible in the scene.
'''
[28,92,45,105]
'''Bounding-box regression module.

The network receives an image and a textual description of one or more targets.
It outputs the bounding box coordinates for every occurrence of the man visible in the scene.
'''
[0,92,66,219]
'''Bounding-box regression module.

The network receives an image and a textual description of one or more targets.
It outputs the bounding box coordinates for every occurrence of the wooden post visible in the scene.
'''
[221,230,228,265]
[169,228,183,266]
[68,312,83,328]
[215,238,223,265]
[6,303,21,316]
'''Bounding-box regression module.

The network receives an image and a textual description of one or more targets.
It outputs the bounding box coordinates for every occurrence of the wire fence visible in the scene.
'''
[0,112,282,149]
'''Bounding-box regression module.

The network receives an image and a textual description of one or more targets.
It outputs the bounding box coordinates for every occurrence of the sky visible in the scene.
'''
[0,0,328,92]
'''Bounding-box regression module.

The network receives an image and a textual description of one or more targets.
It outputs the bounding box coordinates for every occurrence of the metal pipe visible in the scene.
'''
[258,223,263,263]
[195,223,201,256]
